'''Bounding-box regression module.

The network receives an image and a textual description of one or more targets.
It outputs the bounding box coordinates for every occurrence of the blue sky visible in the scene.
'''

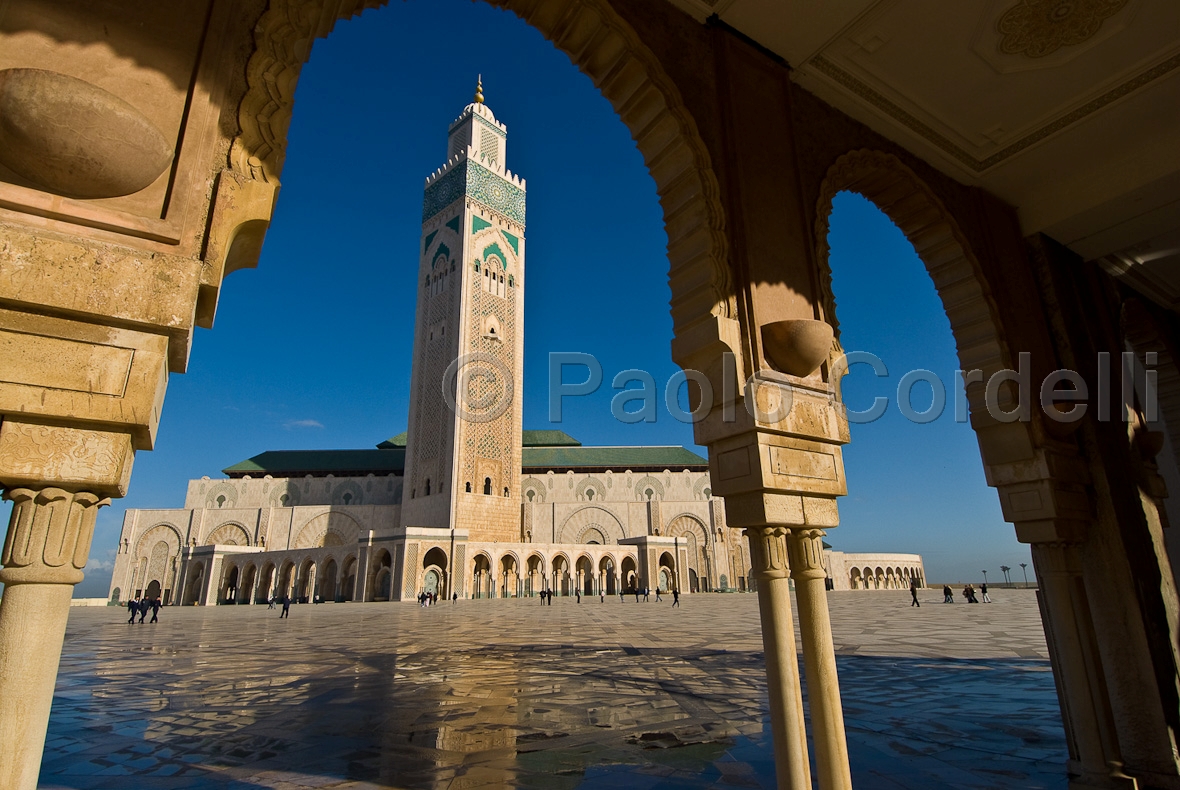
[22,0,1030,597]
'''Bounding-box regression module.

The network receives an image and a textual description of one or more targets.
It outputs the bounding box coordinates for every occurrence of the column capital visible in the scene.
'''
[743,525,792,581]
[1,486,109,586]
[787,529,828,581]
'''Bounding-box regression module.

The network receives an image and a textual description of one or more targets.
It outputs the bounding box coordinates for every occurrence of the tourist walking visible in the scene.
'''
[452,592,458,604]
[943,585,954,603]
[138,598,148,623]
[280,594,291,618]
[600,591,605,603]
[981,583,991,603]
[576,589,580,604]
[150,598,161,623]
[655,588,662,602]
[267,595,275,609]
[672,589,679,608]
[910,579,920,607]
[963,584,978,603]
[127,597,138,624]
[643,587,650,603]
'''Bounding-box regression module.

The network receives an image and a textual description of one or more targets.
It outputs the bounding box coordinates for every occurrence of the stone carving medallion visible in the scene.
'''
[997,0,1130,58]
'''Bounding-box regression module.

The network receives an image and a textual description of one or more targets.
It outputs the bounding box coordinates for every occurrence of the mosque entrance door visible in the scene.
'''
[146,580,161,600]
[424,570,440,596]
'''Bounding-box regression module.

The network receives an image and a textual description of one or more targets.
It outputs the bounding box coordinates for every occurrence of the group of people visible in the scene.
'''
[417,591,457,606]
[540,587,679,606]
[126,597,161,623]
[939,583,991,603]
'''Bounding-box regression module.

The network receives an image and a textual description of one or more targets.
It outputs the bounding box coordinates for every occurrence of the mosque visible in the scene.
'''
[108,86,923,606]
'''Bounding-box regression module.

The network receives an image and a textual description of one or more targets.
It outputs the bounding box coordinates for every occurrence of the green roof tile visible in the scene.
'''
[376,432,408,449]
[522,445,706,471]
[224,449,405,477]
[225,434,706,478]
[521,430,581,447]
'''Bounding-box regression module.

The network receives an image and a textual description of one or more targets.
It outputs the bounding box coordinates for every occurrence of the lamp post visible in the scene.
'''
[981,569,988,585]
[1000,565,1010,585]
[1020,563,1029,588]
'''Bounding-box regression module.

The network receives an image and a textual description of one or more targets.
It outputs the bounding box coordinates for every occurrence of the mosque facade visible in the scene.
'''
[108,89,923,606]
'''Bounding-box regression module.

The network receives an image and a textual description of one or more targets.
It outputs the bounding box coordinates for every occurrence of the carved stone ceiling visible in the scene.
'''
[666,0,1180,311]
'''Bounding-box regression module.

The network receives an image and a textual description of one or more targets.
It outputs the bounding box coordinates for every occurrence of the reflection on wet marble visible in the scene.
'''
[41,590,1064,789]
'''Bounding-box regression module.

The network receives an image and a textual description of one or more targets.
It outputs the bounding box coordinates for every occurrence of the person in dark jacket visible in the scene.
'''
[150,598,161,623]
[280,595,291,618]
[127,597,139,624]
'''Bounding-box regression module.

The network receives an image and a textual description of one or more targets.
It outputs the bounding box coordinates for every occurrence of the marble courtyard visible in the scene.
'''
[40,591,1065,789]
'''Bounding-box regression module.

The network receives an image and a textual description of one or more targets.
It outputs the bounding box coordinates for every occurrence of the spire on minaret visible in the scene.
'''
[474,74,484,104]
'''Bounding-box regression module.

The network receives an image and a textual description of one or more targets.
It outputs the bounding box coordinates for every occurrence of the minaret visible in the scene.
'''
[401,79,526,542]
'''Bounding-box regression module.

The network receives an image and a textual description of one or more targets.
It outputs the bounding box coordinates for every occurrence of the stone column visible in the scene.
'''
[1031,540,1136,789]
[745,525,812,790]
[788,528,852,789]
[0,487,109,790]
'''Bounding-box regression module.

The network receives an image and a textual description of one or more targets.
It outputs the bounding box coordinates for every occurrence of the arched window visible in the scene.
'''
[586,489,594,501]
[424,479,431,496]
[465,482,472,493]
[526,490,534,502]
[508,276,514,287]
[503,487,509,497]
[483,477,492,495]
[216,495,226,508]
[474,261,480,272]
[342,492,352,505]
[645,488,653,501]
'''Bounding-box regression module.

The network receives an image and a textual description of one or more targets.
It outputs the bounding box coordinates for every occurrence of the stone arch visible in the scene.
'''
[579,526,607,545]
[331,480,364,506]
[814,150,1013,439]
[557,506,625,544]
[633,475,665,501]
[204,522,251,546]
[294,512,361,549]
[577,477,606,503]
[203,481,239,510]
[229,0,733,345]
[521,476,547,503]
[134,523,183,559]
[269,483,302,508]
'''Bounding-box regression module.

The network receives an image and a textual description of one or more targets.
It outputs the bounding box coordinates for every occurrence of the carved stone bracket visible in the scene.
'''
[744,525,791,581]
[1,487,109,586]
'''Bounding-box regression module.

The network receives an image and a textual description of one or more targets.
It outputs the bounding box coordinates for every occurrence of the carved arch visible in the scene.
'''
[205,522,251,546]
[230,0,733,340]
[134,523,183,557]
[814,149,1011,434]
[557,506,626,544]
[294,511,361,549]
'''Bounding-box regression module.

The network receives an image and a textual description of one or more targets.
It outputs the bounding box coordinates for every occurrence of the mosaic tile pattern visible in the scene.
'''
[41,590,1064,789]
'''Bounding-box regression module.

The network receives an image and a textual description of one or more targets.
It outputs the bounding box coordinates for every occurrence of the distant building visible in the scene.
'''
[108,88,921,606]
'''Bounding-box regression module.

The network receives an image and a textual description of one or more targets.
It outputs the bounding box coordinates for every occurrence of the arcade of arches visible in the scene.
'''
[0,2,1178,790]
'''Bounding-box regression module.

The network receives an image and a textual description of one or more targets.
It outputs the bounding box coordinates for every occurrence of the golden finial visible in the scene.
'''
[474,74,484,104]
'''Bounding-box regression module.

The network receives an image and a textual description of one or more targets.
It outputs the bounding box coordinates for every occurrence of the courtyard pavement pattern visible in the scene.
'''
[40,589,1065,789]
